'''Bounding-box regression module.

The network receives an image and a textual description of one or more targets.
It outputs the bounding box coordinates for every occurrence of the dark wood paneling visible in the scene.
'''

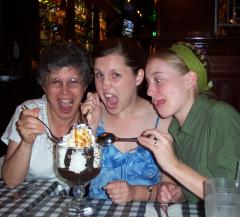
[207,54,240,111]
[158,0,215,37]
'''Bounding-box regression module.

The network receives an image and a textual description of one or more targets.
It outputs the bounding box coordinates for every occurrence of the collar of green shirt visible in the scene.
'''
[169,94,211,138]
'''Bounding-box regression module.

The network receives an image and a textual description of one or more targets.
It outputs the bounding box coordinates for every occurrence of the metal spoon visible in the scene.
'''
[97,132,138,145]
[22,105,63,143]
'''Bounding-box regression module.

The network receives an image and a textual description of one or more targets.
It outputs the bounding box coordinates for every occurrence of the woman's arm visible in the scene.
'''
[167,162,206,199]
[104,180,158,203]
[2,107,44,188]
[138,129,207,199]
[2,140,33,188]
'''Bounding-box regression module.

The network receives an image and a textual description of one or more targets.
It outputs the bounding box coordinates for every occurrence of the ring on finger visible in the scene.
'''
[154,137,157,145]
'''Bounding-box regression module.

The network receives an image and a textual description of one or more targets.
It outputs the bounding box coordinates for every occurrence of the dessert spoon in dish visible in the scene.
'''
[22,105,63,143]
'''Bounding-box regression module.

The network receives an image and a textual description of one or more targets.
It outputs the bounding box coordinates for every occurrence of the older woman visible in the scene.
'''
[1,42,92,188]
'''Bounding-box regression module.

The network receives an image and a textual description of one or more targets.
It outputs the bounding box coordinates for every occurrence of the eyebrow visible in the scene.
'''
[151,71,163,76]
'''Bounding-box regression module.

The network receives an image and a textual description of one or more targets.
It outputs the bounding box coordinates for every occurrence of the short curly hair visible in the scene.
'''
[37,42,93,86]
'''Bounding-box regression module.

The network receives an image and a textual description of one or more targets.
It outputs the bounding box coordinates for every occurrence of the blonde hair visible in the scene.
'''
[148,42,212,93]
[148,49,190,75]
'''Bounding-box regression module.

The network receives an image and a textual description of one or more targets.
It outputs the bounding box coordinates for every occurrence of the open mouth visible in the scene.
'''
[104,93,118,108]
[58,99,74,112]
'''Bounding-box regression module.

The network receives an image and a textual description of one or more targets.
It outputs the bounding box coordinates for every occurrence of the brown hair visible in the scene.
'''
[93,38,145,75]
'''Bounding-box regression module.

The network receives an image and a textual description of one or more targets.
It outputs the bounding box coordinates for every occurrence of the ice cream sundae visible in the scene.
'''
[57,123,101,185]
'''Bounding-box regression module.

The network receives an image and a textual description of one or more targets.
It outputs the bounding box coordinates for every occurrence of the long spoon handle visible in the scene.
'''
[22,105,62,143]
[115,137,138,142]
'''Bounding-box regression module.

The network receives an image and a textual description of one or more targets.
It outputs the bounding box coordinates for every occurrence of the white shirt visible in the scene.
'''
[1,95,67,189]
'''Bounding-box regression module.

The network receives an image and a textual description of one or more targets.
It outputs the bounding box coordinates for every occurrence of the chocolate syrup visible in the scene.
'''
[58,167,100,184]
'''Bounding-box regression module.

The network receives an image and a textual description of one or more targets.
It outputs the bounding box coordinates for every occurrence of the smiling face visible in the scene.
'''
[42,66,87,121]
[94,53,143,115]
[145,57,196,121]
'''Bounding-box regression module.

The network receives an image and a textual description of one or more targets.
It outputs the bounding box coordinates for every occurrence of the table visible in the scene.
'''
[0,180,205,217]
[0,179,58,217]
[27,197,205,217]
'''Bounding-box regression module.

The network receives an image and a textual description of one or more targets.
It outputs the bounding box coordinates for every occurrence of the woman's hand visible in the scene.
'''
[157,182,184,203]
[81,92,102,133]
[17,107,44,145]
[104,180,134,204]
[138,129,180,172]
[139,130,206,199]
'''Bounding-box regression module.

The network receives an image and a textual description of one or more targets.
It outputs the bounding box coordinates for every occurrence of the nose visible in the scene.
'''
[147,84,156,98]
[62,82,70,94]
[102,77,111,90]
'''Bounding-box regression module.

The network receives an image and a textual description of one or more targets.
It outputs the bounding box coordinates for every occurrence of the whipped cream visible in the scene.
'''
[69,150,86,173]
[57,123,100,173]
[93,146,101,168]
[58,146,67,168]
[59,123,95,149]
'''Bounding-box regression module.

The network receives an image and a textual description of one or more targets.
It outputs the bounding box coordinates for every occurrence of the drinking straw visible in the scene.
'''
[235,160,240,187]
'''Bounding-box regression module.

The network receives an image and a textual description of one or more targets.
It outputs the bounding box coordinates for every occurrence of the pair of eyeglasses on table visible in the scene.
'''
[0,179,205,217]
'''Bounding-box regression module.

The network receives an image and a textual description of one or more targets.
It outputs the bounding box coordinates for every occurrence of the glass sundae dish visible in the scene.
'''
[55,123,102,216]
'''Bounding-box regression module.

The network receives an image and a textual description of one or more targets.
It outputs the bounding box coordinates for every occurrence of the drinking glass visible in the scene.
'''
[204,177,240,217]
[55,142,102,216]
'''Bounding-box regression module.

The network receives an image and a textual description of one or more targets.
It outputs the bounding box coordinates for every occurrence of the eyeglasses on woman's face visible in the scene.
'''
[47,77,83,89]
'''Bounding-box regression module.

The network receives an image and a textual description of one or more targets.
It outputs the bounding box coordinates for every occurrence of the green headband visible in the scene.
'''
[170,44,213,92]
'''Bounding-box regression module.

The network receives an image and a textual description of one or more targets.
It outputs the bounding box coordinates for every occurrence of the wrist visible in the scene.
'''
[146,185,153,201]
[167,159,182,176]
[21,140,34,149]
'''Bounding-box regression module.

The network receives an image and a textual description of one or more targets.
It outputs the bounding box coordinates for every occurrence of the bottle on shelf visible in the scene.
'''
[39,0,104,52]
[39,0,66,49]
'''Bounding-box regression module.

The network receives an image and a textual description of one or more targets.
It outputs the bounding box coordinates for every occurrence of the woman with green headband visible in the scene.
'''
[138,42,240,204]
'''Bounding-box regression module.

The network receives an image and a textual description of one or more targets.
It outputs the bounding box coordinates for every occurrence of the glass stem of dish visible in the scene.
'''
[73,184,85,201]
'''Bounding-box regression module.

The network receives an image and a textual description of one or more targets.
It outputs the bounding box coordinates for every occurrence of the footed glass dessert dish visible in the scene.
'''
[55,123,102,216]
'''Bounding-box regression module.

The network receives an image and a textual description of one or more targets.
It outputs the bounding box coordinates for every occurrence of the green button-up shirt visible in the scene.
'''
[169,94,240,203]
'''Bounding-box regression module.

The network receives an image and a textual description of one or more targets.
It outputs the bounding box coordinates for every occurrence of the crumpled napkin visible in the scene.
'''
[145,203,183,217]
